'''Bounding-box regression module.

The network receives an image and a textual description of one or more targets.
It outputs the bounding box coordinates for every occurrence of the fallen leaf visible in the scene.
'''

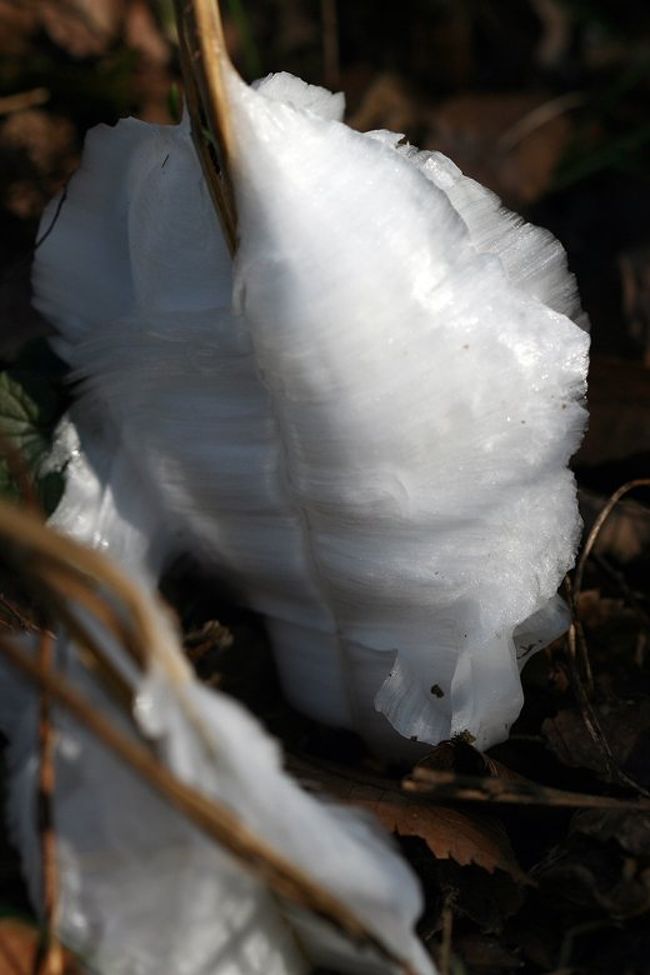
[543,701,650,787]
[437,861,525,933]
[288,755,525,882]
[415,737,523,782]
[573,808,650,856]
[534,840,650,919]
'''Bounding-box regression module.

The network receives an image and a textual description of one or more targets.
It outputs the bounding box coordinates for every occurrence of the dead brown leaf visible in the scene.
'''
[543,700,650,787]
[288,754,526,882]
[534,838,650,919]
[416,738,523,782]
[573,807,650,856]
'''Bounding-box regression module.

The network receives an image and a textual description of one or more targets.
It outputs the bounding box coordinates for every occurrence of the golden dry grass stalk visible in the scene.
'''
[173,0,238,253]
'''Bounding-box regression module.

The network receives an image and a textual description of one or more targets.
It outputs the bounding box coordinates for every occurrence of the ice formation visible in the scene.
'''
[0,539,433,974]
[33,68,589,754]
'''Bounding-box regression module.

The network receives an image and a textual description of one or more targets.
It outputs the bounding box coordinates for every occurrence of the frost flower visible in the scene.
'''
[34,69,589,754]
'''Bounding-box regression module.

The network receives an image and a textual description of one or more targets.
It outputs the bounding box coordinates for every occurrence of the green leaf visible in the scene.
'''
[0,340,68,515]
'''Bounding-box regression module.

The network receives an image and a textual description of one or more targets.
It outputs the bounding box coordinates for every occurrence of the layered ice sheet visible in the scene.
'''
[33,70,588,752]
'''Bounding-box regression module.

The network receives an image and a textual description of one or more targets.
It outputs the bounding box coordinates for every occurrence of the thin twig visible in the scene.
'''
[37,564,143,668]
[574,479,650,599]
[565,609,650,799]
[497,92,583,153]
[591,552,650,626]
[564,574,595,698]
[564,483,650,798]
[0,499,227,766]
[0,503,157,667]
[32,591,135,712]
[564,578,650,798]
[0,593,41,633]
[0,447,62,973]
[0,631,416,975]
[404,767,650,810]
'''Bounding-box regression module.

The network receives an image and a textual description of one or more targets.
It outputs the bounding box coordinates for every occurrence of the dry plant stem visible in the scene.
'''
[37,564,142,669]
[0,499,234,759]
[563,480,650,798]
[574,478,650,599]
[0,445,64,972]
[563,574,594,698]
[592,552,650,627]
[173,0,237,252]
[34,629,64,975]
[403,768,650,810]
[0,633,417,975]
[35,593,135,714]
[565,610,650,799]
[0,506,418,971]
[5,562,143,704]
[0,503,156,666]
[0,593,41,633]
